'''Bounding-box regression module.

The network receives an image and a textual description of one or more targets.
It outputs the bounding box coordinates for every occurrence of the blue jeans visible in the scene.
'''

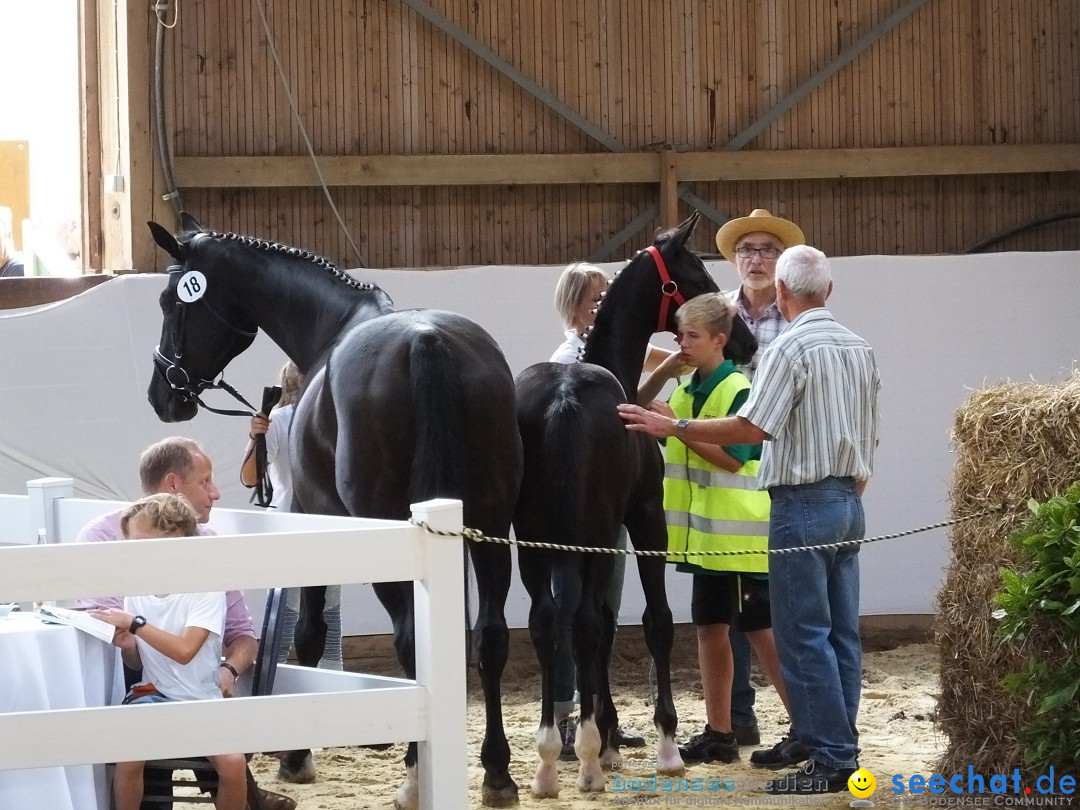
[768,477,863,770]
[280,585,344,670]
[729,628,756,727]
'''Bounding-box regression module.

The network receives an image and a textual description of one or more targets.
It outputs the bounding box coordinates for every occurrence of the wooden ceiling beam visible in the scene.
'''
[172,145,1080,189]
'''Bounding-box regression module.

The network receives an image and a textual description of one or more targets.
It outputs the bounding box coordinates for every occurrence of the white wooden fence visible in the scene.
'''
[0,480,468,809]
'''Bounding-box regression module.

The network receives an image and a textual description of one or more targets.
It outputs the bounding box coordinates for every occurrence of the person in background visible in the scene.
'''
[619,245,881,794]
[92,494,247,810]
[0,206,25,277]
[548,261,648,757]
[639,293,790,765]
[243,360,341,785]
[243,360,344,675]
[77,436,296,810]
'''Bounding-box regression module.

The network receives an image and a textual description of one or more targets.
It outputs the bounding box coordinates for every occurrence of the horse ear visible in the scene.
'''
[148,221,182,261]
[179,211,204,235]
[669,210,701,248]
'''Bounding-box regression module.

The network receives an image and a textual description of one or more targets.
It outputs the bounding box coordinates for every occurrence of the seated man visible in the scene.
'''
[93,494,248,810]
[77,436,294,810]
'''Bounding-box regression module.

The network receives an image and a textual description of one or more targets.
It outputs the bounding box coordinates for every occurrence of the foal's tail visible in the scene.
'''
[543,393,586,549]
[406,330,472,660]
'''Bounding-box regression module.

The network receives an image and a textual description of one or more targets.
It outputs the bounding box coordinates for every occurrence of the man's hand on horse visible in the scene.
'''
[618,402,677,438]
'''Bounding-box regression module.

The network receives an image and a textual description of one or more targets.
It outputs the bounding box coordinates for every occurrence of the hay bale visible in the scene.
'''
[937,372,1080,775]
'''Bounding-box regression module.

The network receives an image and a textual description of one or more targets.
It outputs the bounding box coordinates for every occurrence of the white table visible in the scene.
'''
[0,611,124,810]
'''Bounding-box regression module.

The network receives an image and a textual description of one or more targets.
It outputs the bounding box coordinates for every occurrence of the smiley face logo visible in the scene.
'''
[848,768,877,799]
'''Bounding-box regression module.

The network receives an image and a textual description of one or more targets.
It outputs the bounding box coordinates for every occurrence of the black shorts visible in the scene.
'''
[690,572,772,632]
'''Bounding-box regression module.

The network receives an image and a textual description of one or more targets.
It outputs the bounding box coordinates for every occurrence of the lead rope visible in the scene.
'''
[192,379,260,418]
[241,385,283,508]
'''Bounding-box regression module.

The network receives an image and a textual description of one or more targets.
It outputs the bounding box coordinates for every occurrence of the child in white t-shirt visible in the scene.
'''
[92,493,247,810]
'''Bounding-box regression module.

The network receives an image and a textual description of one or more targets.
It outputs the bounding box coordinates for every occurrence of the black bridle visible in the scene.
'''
[152,264,261,417]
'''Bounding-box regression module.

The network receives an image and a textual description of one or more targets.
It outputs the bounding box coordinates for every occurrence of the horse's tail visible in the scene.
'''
[406,330,472,662]
[542,390,587,549]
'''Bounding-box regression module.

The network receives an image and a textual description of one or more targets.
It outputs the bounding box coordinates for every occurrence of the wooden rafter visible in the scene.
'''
[395,0,728,250]
[173,145,1080,188]
[725,0,935,151]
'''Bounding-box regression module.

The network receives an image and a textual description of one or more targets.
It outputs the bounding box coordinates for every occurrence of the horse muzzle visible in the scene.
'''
[149,348,201,422]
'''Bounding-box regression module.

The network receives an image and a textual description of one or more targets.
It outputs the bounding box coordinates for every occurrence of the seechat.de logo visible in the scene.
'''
[850,768,878,807]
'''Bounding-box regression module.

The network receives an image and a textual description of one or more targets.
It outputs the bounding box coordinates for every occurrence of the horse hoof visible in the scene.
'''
[481,777,520,807]
[394,764,419,810]
[277,751,316,784]
[530,761,560,799]
[576,761,606,793]
[529,782,560,800]
[655,736,685,776]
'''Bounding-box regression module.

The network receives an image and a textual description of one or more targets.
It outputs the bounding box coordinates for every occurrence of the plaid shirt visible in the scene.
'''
[725,288,787,380]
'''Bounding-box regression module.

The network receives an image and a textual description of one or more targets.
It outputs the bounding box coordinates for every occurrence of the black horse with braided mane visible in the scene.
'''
[146,213,523,809]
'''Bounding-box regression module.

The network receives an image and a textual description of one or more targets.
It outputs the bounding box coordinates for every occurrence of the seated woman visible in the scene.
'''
[92,493,248,810]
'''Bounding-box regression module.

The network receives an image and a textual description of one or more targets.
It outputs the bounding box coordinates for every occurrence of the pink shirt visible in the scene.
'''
[74,509,256,647]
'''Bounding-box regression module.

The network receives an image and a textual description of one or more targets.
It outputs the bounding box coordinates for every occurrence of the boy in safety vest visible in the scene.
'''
[639,292,792,765]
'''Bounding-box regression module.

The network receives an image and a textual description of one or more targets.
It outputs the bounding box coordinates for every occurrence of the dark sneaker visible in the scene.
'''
[678,725,739,764]
[750,729,810,770]
[766,759,855,794]
[611,725,646,749]
[732,721,760,746]
[558,717,577,761]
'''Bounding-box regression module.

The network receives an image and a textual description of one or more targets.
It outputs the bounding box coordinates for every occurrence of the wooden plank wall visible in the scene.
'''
[164,0,1079,268]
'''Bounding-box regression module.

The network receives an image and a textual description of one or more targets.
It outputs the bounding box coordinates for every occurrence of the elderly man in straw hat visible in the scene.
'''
[715,209,806,379]
[703,209,808,761]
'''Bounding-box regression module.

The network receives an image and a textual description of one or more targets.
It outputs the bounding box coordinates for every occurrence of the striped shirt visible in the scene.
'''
[725,288,787,380]
[738,308,881,489]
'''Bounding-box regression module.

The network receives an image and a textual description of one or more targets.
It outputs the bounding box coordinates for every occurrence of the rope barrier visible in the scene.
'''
[412,506,1005,558]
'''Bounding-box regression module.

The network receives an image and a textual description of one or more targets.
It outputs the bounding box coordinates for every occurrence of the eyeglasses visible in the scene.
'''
[736,245,782,259]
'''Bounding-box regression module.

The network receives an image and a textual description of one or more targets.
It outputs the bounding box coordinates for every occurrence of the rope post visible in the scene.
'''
[410,498,468,810]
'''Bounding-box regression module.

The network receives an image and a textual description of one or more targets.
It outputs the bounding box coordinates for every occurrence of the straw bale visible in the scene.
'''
[937,372,1080,775]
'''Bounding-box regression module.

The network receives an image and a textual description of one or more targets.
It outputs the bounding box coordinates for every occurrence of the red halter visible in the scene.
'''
[646,245,686,333]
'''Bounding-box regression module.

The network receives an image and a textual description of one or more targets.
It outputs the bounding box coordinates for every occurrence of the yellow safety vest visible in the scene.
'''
[664,371,771,574]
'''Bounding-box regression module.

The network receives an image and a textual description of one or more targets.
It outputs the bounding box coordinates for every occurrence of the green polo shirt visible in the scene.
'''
[682,359,760,464]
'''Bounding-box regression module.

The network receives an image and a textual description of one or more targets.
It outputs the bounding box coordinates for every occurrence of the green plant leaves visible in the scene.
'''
[993,481,1080,772]
[1037,681,1078,715]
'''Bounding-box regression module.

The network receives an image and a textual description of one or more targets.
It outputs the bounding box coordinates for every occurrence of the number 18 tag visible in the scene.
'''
[177,270,208,302]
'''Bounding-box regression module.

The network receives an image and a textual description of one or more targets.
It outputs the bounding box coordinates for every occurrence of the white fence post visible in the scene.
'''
[410,498,468,810]
[26,477,73,545]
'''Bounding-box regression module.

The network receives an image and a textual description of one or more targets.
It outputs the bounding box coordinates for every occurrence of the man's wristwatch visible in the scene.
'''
[676,418,690,436]
[129,615,147,635]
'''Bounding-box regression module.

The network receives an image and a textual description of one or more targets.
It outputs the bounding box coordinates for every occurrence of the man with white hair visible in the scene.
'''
[618,245,881,794]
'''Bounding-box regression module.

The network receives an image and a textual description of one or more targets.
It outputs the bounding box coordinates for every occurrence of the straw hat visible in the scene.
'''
[715,209,805,262]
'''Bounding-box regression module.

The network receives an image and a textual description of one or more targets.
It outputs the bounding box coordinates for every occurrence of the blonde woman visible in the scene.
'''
[243,362,343,675]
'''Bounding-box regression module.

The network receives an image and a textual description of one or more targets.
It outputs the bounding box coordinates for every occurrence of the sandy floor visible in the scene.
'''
[242,632,941,809]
